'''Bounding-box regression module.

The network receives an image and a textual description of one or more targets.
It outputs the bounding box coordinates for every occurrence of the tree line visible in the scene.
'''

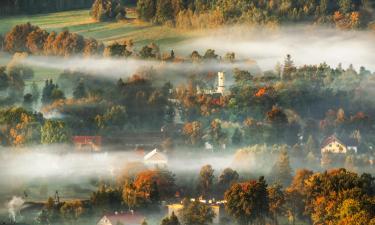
[0,0,95,16]
[35,164,375,225]
[136,0,374,29]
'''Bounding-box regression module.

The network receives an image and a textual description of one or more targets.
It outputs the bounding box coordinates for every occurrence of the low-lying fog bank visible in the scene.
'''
[176,25,375,71]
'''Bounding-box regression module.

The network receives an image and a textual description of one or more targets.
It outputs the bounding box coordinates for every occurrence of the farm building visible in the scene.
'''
[73,136,102,152]
[143,148,168,168]
[97,212,145,225]
[320,135,358,154]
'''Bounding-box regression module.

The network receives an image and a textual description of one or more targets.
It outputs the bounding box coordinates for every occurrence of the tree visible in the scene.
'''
[155,0,174,24]
[95,105,127,130]
[60,201,84,224]
[91,0,126,21]
[217,168,239,195]
[5,23,39,53]
[161,212,180,225]
[231,128,243,146]
[26,28,49,54]
[282,54,295,79]
[269,149,293,187]
[31,81,40,104]
[41,120,70,144]
[268,184,285,225]
[198,165,214,198]
[133,169,176,201]
[137,0,157,21]
[225,177,269,225]
[104,42,131,57]
[41,79,65,105]
[73,80,87,99]
[180,200,215,225]
[304,135,317,155]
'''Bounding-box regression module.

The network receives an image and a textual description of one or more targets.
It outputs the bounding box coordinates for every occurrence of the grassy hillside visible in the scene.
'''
[0,9,196,49]
[0,9,199,86]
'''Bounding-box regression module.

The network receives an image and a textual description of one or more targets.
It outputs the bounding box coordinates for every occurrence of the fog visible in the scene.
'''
[20,56,257,79]
[0,147,240,182]
[176,25,375,71]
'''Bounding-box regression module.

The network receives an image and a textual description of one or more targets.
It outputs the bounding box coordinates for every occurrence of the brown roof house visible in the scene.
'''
[73,136,102,152]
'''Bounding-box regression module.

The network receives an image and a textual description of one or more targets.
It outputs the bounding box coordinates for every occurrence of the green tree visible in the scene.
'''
[198,165,214,198]
[161,212,180,225]
[231,128,243,145]
[269,149,293,187]
[217,168,239,195]
[41,120,70,144]
[73,80,87,99]
[180,200,215,225]
[137,0,157,21]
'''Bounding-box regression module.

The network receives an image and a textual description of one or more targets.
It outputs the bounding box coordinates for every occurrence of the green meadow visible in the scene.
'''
[0,9,199,86]
[0,9,196,48]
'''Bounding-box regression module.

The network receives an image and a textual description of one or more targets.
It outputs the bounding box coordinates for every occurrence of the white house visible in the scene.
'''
[321,135,347,154]
[97,212,144,225]
[143,149,168,168]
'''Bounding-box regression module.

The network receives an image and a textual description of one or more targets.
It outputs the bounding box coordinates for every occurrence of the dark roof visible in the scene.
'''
[321,135,345,148]
[321,135,359,148]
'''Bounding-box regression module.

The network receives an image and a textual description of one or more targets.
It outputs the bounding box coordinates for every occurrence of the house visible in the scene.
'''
[143,148,168,168]
[97,212,144,225]
[321,135,358,154]
[321,135,347,154]
[73,136,102,152]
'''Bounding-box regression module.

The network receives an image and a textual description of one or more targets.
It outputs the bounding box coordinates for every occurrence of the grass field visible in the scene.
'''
[0,9,197,49]
[0,9,200,86]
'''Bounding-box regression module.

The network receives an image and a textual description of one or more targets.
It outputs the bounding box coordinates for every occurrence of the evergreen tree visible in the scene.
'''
[73,80,86,99]
[270,149,293,187]
[30,81,40,103]
[231,128,243,145]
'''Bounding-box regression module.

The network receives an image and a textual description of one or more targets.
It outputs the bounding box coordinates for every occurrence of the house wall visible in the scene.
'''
[321,140,347,154]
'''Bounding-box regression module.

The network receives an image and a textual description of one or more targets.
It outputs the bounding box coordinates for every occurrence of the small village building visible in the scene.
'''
[97,212,144,225]
[321,135,347,154]
[73,136,102,152]
[320,135,359,154]
[143,148,168,168]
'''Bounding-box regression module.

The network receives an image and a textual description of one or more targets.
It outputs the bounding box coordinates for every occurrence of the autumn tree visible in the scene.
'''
[198,165,215,199]
[225,177,269,225]
[133,169,176,201]
[180,199,215,225]
[5,23,39,53]
[60,201,84,224]
[268,184,285,225]
[41,120,70,144]
[26,28,49,54]
[91,0,126,21]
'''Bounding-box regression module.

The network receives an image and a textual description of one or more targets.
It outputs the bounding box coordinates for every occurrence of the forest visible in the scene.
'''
[0,0,374,225]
